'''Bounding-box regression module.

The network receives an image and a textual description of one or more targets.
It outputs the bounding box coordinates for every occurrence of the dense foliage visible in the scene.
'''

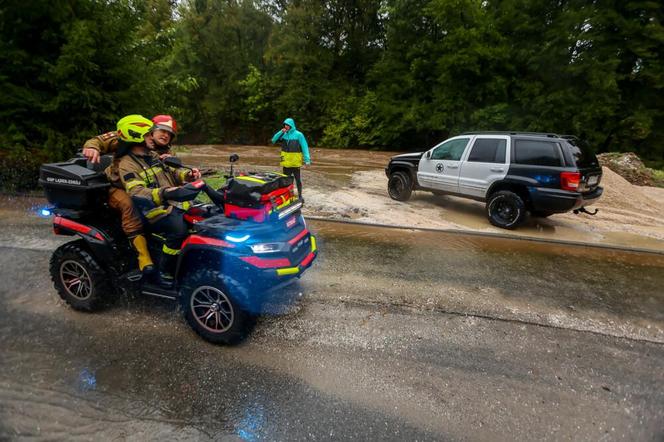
[1,0,662,188]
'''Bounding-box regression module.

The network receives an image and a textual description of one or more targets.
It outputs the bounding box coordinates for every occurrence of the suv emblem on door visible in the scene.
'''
[436,163,444,173]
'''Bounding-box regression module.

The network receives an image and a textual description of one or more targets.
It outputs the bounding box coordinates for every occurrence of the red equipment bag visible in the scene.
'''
[223,172,295,222]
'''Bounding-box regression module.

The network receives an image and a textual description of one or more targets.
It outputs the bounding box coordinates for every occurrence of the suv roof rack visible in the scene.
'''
[461,131,561,138]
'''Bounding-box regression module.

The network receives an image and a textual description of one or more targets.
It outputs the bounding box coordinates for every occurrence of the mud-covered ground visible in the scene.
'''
[180,145,664,251]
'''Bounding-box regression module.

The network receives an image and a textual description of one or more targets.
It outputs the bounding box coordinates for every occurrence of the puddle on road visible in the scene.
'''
[309,219,664,267]
[306,218,664,343]
[0,292,435,441]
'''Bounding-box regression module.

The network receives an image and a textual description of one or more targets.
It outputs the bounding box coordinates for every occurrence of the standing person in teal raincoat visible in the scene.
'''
[271,117,311,200]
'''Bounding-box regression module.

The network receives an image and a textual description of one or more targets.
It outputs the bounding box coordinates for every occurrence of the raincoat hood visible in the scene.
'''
[283,118,296,132]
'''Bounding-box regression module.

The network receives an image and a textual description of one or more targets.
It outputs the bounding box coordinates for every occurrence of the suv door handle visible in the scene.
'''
[490,167,504,172]
[447,165,459,169]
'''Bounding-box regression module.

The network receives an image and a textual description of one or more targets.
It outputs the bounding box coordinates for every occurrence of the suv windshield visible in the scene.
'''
[563,138,599,168]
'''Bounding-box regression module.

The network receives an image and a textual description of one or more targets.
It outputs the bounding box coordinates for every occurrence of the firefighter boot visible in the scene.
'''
[131,235,155,274]
[157,249,178,288]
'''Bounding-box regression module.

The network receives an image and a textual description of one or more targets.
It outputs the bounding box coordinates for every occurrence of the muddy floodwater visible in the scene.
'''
[174,144,664,252]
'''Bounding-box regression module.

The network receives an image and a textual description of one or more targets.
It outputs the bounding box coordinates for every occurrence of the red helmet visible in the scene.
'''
[151,114,178,139]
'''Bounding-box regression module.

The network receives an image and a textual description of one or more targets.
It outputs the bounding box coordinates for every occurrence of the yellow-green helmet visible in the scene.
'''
[116,114,153,143]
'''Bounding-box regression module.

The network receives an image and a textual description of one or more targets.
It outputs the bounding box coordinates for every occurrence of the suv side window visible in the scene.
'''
[514,140,563,167]
[431,138,470,161]
[467,139,507,163]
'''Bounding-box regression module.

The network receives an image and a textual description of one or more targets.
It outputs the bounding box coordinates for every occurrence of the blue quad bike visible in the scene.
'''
[39,154,317,344]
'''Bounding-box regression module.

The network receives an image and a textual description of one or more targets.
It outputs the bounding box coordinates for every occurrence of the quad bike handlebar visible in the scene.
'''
[162,155,238,209]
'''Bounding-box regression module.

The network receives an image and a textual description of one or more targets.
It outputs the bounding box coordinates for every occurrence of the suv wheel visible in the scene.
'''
[50,240,113,311]
[486,191,526,229]
[388,171,413,201]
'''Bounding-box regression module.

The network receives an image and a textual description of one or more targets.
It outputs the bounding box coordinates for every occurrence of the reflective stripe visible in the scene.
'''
[178,169,189,182]
[310,236,317,252]
[138,166,165,181]
[162,244,180,255]
[126,179,147,190]
[151,188,162,205]
[171,201,191,211]
[152,233,166,240]
[276,195,292,209]
[276,267,299,276]
[236,176,266,184]
[145,208,169,219]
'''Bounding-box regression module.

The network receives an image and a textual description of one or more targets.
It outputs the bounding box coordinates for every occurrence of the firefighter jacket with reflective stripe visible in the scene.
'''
[83,131,119,155]
[82,131,175,190]
[118,151,194,223]
[81,132,126,187]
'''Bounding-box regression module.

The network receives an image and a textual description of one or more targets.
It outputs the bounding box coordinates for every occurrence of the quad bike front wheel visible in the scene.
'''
[180,269,253,345]
[50,240,113,311]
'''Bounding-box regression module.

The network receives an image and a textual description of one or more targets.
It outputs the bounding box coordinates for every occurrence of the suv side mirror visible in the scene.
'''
[425,151,431,159]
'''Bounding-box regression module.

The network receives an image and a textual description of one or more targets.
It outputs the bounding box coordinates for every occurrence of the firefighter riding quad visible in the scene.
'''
[39,154,317,344]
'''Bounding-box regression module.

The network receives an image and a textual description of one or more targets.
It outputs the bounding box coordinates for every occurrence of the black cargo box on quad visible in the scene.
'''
[224,172,293,208]
[39,157,110,209]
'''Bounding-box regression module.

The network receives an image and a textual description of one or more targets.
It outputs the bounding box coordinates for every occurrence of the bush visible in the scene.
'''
[0,149,49,192]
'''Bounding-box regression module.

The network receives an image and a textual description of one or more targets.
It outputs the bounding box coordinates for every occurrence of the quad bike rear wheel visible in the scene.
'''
[180,269,253,345]
[50,240,113,311]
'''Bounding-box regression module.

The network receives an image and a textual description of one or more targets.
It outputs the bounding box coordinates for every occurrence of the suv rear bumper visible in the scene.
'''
[528,186,603,213]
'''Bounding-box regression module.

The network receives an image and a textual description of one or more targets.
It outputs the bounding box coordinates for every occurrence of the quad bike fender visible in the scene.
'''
[53,216,116,268]
[176,237,238,281]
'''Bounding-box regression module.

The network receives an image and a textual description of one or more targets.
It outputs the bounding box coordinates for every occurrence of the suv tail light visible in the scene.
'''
[560,172,581,191]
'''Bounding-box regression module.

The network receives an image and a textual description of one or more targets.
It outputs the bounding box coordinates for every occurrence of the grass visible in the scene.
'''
[203,174,228,190]
[643,160,664,187]
[644,159,664,171]
[651,169,664,188]
[196,174,227,203]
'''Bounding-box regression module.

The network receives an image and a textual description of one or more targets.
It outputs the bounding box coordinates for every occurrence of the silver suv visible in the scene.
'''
[385,132,603,229]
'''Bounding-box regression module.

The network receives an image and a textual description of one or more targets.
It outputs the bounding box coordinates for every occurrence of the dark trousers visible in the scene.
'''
[283,167,302,197]
[151,209,188,273]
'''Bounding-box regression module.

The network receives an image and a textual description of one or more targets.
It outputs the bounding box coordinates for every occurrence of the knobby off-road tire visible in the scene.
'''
[50,240,113,311]
[486,190,527,229]
[180,268,253,345]
[387,171,413,201]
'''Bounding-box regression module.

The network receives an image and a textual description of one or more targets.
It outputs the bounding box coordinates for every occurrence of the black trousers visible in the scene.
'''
[283,167,302,197]
[150,209,188,273]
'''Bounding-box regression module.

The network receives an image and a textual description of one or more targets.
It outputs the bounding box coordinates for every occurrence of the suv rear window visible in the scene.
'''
[468,139,506,163]
[564,139,599,168]
[514,140,563,167]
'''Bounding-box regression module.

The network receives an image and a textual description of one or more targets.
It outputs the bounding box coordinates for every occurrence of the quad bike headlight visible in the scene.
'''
[225,234,250,243]
[250,242,284,254]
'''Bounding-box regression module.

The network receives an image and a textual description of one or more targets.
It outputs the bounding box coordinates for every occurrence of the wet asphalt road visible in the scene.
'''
[1,213,664,440]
